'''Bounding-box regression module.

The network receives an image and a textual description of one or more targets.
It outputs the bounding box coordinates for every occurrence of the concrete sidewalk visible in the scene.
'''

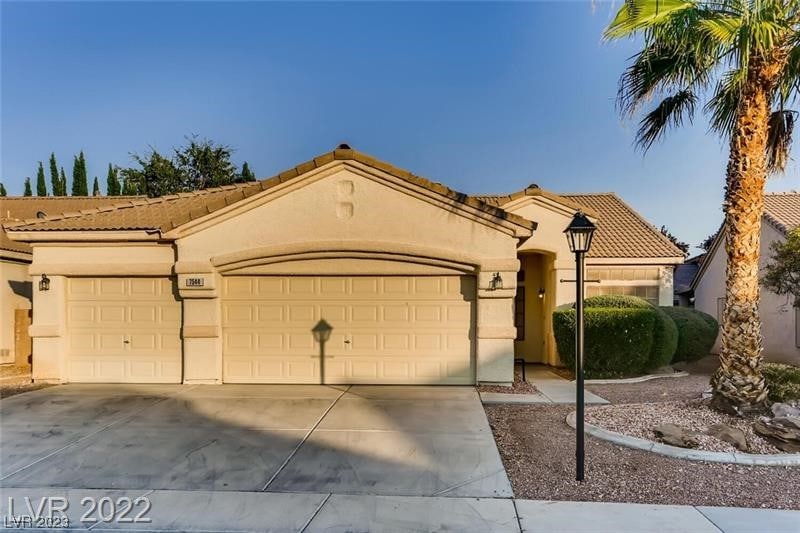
[481,367,609,405]
[1,488,797,532]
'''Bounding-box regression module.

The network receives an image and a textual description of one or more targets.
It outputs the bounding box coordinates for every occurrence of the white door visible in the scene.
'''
[222,275,475,384]
[66,277,182,383]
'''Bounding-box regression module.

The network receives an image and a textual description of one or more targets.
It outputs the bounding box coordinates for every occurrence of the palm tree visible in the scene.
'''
[605,0,800,412]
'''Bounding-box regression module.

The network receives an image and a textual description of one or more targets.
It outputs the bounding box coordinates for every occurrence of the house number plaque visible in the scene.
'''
[185,277,205,287]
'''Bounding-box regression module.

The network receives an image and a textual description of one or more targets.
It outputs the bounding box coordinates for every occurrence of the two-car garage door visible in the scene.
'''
[222,275,475,384]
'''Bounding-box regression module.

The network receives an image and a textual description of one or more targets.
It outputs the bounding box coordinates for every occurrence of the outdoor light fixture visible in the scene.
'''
[564,210,596,482]
[538,288,546,299]
[39,274,50,292]
[489,272,503,290]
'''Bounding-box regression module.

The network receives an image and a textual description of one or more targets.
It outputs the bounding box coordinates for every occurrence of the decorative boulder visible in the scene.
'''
[654,424,698,448]
[754,417,800,453]
[771,403,800,419]
[705,423,749,452]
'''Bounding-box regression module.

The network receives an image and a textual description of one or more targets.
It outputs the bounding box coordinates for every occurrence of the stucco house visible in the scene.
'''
[4,146,684,385]
[1,196,145,371]
[693,193,800,366]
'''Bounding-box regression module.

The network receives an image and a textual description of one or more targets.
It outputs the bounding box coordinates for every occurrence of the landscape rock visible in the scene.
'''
[753,418,800,453]
[654,423,698,448]
[771,403,800,419]
[772,416,800,431]
[705,423,749,452]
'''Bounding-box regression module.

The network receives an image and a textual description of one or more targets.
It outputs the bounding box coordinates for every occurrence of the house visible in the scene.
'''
[1,196,144,371]
[692,192,800,365]
[674,254,705,307]
[3,146,684,385]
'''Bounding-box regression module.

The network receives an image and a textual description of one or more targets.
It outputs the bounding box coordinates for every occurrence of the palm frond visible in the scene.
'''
[706,68,745,135]
[636,89,698,151]
[605,0,697,39]
[766,109,797,172]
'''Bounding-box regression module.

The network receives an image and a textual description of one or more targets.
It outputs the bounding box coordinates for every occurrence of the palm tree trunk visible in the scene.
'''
[712,62,778,413]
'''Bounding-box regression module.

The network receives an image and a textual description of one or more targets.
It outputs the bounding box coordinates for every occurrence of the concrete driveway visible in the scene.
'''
[0,384,511,498]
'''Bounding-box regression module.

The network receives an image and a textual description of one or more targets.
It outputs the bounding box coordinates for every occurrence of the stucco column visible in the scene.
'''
[475,268,517,384]
[29,274,67,383]
[178,271,222,384]
[659,266,675,306]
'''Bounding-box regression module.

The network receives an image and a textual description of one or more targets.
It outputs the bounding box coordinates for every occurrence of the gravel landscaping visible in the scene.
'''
[477,369,539,395]
[0,376,52,398]
[585,400,782,454]
[485,404,800,509]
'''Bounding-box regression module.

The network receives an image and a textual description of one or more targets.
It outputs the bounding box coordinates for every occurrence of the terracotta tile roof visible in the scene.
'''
[764,192,800,235]
[476,189,684,259]
[0,196,144,256]
[4,147,535,235]
[561,193,684,259]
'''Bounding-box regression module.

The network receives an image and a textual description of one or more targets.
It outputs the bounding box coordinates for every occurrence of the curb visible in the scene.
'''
[565,411,800,466]
[579,371,689,385]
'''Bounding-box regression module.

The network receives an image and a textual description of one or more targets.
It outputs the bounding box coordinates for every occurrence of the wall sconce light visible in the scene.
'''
[489,272,503,291]
[39,274,50,292]
[538,288,546,299]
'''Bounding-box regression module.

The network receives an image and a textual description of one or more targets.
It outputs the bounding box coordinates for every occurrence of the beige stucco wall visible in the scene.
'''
[0,258,33,365]
[695,221,800,365]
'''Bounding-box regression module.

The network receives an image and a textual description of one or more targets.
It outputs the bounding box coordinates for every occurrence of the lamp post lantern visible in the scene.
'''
[564,210,596,482]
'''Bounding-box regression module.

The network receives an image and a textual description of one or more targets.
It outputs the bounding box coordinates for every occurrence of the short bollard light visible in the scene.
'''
[564,210,596,482]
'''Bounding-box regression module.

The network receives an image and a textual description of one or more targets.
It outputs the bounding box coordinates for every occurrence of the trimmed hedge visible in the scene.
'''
[553,307,656,378]
[660,306,719,362]
[762,363,800,403]
[584,296,678,371]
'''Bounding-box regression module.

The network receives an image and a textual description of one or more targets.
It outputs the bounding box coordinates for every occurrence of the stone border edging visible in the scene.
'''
[565,411,800,466]
[579,371,689,385]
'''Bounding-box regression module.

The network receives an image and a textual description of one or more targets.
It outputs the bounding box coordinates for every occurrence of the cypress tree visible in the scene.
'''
[92,177,100,196]
[23,177,32,196]
[60,167,67,195]
[0,183,7,196]
[240,162,256,182]
[71,152,89,196]
[36,162,47,196]
[106,164,120,196]
[49,153,62,196]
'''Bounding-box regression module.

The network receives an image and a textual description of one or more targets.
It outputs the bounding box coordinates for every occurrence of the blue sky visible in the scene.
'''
[2,1,798,253]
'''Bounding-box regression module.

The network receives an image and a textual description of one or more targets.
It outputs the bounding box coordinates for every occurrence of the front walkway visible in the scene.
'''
[481,366,609,405]
[1,488,796,531]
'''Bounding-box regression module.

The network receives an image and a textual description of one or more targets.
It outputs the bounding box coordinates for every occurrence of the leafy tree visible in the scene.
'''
[660,225,689,257]
[59,167,67,195]
[606,0,800,412]
[0,183,7,196]
[92,176,100,196]
[173,135,238,190]
[106,164,121,196]
[36,162,47,196]
[71,151,89,196]
[700,230,720,252]
[239,161,256,182]
[49,153,64,196]
[763,228,800,307]
[121,149,183,198]
[23,177,32,196]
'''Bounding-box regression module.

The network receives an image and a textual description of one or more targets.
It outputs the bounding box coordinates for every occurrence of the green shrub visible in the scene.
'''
[660,307,719,362]
[553,307,656,378]
[763,363,800,403]
[583,295,678,370]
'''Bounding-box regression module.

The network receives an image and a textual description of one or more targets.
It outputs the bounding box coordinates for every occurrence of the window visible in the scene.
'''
[585,285,659,305]
[514,287,526,341]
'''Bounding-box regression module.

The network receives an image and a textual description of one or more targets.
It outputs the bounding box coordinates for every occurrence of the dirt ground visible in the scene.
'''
[0,375,52,399]
[486,357,800,509]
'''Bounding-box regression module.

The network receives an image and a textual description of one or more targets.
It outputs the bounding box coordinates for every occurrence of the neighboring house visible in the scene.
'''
[693,192,800,365]
[0,196,144,370]
[674,254,705,307]
[4,146,684,385]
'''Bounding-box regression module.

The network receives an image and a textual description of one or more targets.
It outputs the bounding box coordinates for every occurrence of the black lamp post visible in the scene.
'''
[312,319,333,385]
[564,210,596,482]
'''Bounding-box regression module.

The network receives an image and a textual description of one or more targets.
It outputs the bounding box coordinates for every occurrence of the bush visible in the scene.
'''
[584,295,678,370]
[553,307,656,378]
[763,363,800,403]
[660,307,719,362]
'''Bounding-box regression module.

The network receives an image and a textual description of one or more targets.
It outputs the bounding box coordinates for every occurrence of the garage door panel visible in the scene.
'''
[222,275,474,384]
[67,277,181,383]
